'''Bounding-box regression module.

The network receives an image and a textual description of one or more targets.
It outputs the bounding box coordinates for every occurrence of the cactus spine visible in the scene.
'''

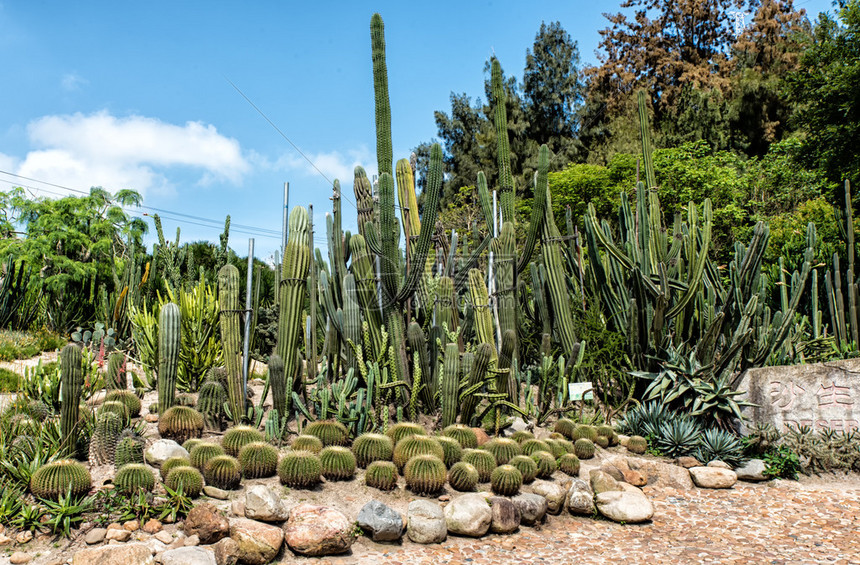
[218,264,245,423]
[158,302,180,415]
[441,343,460,428]
[60,344,83,455]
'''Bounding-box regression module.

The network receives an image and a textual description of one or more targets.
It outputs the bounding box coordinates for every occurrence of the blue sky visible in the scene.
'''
[0,0,835,263]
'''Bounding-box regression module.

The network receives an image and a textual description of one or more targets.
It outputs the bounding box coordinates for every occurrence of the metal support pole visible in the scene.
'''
[243,238,255,396]
[282,182,290,252]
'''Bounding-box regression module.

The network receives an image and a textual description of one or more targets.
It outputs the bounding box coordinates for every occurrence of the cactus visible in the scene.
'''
[106,351,126,390]
[30,460,92,500]
[352,433,394,468]
[222,426,265,457]
[491,58,515,226]
[596,425,615,440]
[482,438,522,465]
[595,435,610,449]
[160,456,191,480]
[435,435,463,468]
[407,321,434,410]
[105,390,141,419]
[218,264,245,424]
[574,438,596,460]
[371,13,392,178]
[292,435,324,454]
[189,442,225,470]
[558,453,581,477]
[393,435,445,471]
[165,466,203,498]
[510,431,534,444]
[545,439,568,459]
[441,343,460,428]
[508,455,538,484]
[460,342,493,426]
[277,451,322,488]
[403,454,446,495]
[183,438,204,452]
[572,425,598,442]
[266,353,287,425]
[89,412,122,465]
[365,460,397,491]
[157,302,180,415]
[448,461,480,492]
[198,380,227,431]
[114,464,155,494]
[442,425,478,449]
[158,406,204,445]
[385,422,426,445]
[627,435,648,454]
[60,344,83,456]
[204,455,242,490]
[531,451,557,479]
[520,439,552,456]
[468,270,497,363]
[320,446,357,481]
[462,449,496,482]
[490,464,523,496]
[277,206,311,400]
[554,418,577,440]
[304,420,349,447]
[98,400,130,422]
[238,442,279,478]
[114,436,145,469]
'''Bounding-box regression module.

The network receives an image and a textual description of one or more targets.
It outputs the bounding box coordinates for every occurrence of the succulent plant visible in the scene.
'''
[114,463,155,494]
[183,438,204,452]
[558,453,581,476]
[158,406,204,445]
[278,451,322,488]
[490,464,523,496]
[386,422,427,445]
[98,400,130,422]
[572,425,598,442]
[365,460,397,491]
[461,448,496,482]
[482,438,522,465]
[165,466,203,498]
[204,455,242,490]
[508,455,538,483]
[320,446,357,481]
[435,435,463,468]
[657,417,703,458]
[352,433,394,468]
[60,344,83,456]
[520,439,553,456]
[448,461,480,492]
[104,390,142,418]
[148,403,158,415]
[30,460,92,500]
[696,428,745,467]
[89,412,123,466]
[548,432,565,440]
[441,424,477,449]
[197,380,227,431]
[531,451,557,479]
[595,435,610,449]
[160,456,191,479]
[291,435,323,455]
[394,436,445,471]
[404,454,446,495]
[627,435,648,455]
[304,420,349,447]
[222,426,265,457]
[545,439,568,459]
[175,393,197,408]
[596,424,615,440]
[114,436,145,469]
[554,418,577,439]
[25,400,49,421]
[574,438,596,460]
[510,430,534,444]
[190,442,226,470]
[238,442,279,478]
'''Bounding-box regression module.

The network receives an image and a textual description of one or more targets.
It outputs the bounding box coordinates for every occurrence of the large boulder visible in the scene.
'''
[488,497,520,534]
[283,504,354,556]
[356,500,403,542]
[212,538,240,565]
[244,485,289,522]
[626,457,694,489]
[161,547,216,565]
[566,479,594,516]
[589,469,623,495]
[184,504,230,545]
[690,466,737,489]
[72,543,154,565]
[735,459,768,482]
[529,480,568,514]
[228,518,284,565]
[444,494,492,537]
[511,493,547,526]
[145,440,188,467]
[406,500,446,544]
[595,486,654,523]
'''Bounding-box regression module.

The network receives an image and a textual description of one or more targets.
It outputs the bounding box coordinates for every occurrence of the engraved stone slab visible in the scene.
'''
[736,359,860,433]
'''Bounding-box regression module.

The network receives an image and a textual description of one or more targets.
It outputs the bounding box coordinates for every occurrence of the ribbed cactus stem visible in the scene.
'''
[218,264,244,423]
[371,13,392,177]
[638,89,656,189]
[343,274,362,377]
[518,145,548,271]
[442,343,460,427]
[493,222,517,362]
[278,206,311,398]
[491,58,514,226]
[268,353,286,420]
[158,302,180,415]
[461,342,493,426]
[468,269,498,363]
[354,166,374,239]
[541,183,578,357]
[60,344,83,455]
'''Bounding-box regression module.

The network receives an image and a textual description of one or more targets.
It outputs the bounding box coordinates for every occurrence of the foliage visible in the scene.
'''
[0,367,18,392]
[763,445,801,480]
[0,329,66,362]
[39,488,93,538]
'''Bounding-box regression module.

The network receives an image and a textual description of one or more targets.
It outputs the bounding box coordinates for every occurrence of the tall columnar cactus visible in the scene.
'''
[638,89,657,189]
[492,222,517,361]
[468,269,497,362]
[277,206,311,399]
[491,58,514,226]
[371,13,392,178]
[218,264,245,423]
[60,344,83,455]
[158,302,180,415]
[460,342,493,426]
[106,351,126,390]
[268,353,286,421]
[441,343,460,427]
[354,166,374,238]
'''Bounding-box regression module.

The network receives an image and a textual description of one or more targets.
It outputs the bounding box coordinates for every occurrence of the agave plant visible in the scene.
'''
[696,428,745,467]
[656,416,702,458]
[616,401,672,440]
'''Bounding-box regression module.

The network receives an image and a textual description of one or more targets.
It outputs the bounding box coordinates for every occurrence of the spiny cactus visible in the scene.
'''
[204,455,242,490]
[352,433,394,468]
[596,425,615,440]
[462,449,496,482]
[197,380,227,431]
[511,431,534,444]
[190,442,225,470]
[114,463,155,494]
[554,418,577,439]
[548,432,565,440]
[105,390,141,418]
[482,438,522,465]
[520,439,553,456]
[222,425,265,457]
[393,436,444,472]
[89,412,122,466]
[572,425,598,442]
[627,435,648,454]
[435,435,463,468]
[114,436,145,469]
[98,400,130,422]
[277,206,311,401]
[292,435,324,454]
[278,451,322,488]
[545,439,569,459]
[165,466,203,498]
[234,441,277,478]
[508,455,538,484]
[267,353,287,423]
[158,406,204,445]
[491,464,523,496]
[595,435,610,449]
[161,456,191,480]
[304,420,349,447]
[448,461,480,492]
[105,351,126,390]
[158,302,181,415]
[218,264,245,424]
[386,422,426,445]
[531,451,557,479]
[558,453,581,477]
[574,438,596,460]
[403,454,446,496]
[365,460,397,491]
[441,425,478,449]
[175,393,196,408]
[60,344,83,456]
[441,343,460,427]
[320,446,357,481]
[183,438,204,452]
[30,460,92,500]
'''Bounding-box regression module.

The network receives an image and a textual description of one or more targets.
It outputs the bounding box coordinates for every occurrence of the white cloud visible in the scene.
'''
[270,146,376,186]
[60,73,87,91]
[10,111,249,197]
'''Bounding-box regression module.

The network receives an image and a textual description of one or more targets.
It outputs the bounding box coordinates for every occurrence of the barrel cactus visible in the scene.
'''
[30,460,92,500]
[320,446,356,481]
[386,422,426,445]
[365,460,397,491]
[627,435,648,454]
[448,461,479,492]
[89,412,123,466]
[190,442,225,470]
[238,442,279,478]
[403,454,446,495]
[461,449,496,482]
[351,433,393,468]
[531,451,557,479]
[291,435,324,455]
[596,424,615,441]
[304,420,349,447]
[278,451,322,488]
[204,455,242,490]
[558,453,581,476]
[165,466,203,498]
[197,380,227,431]
[393,436,444,471]
[158,406,204,444]
[554,418,577,439]
[490,464,523,496]
[508,455,538,484]
[520,439,552,456]
[482,438,521,465]
[160,456,191,480]
[182,438,204,452]
[545,439,568,459]
[441,424,477,449]
[574,438,596,460]
[595,434,610,449]
[114,464,155,494]
[98,400,130,423]
[572,425,598,442]
[222,426,265,457]
[510,430,534,444]
[104,390,141,418]
[114,436,145,469]
[435,435,463,467]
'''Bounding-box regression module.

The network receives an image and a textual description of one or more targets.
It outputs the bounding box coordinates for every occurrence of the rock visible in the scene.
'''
[143,519,163,534]
[529,480,567,514]
[15,531,33,544]
[356,500,403,542]
[124,520,140,532]
[230,499,245,517]
[72,543,155,565]
[86,528,108,545]
[735,459,768,482]
[212,538,240,565]
[0,534,12,545]
[589,469,623,495]
[595,488,654,523]
[108,523,124,530]
[621,469,648,487]
[617,434,630,447]
[203,486,230,500]
[406,500,447,544]
[161,547,216,565]
[228,518,284,565]
[184,535,200,547]
[438,495,450,502]
[106,528,132,542]
[708,460,733,469]
[690,466,738,489]
[444,493,492,537]
[502,417,529,437]
[155,531,174,544]
[145,414,159,423]
[244,485,289,522]
[283,504,353,556]
[511,493,548,526]
[10,552,32,564]
[144,538,167,556]
[145,440,188,467]
[627,457,695,489]
[488,497,520,534]
[676,456,702,469]
[599,464,625,482]
[566,479,595,516]
[472,427,490,446]
[184,504,230,545]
